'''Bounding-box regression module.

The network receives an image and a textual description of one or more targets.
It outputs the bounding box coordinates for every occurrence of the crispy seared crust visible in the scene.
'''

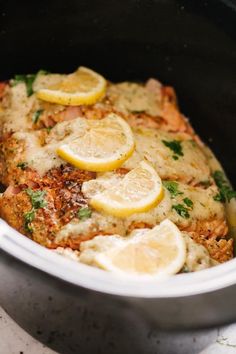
[0,165,95,247]
[181,218,228,238]
[189,232,233,263]
[0,77,233,264]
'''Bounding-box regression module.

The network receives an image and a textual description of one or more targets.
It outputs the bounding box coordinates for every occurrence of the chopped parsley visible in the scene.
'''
[183,197,193,209]
[213,194,224,202]
[17,161,28,170]
[163,181,183,198]
[11,69,49,97]
[163,182,193,217]
[23,209,35,233]
[213,170,236,203]
[46,127,53,133]
[32,109,44,124]
[77,207,92,221]
[189,139,197,148]
[199,180,211,188]
[23,189,47,233]
[181,265,190,273]
[26,189,47,209]
[172,204,190,219]
[11,74,37,96]
[162,140,183,160]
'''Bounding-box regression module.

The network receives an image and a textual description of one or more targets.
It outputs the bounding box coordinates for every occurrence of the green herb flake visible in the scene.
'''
[23,209,35,233]
[189,139,197,148]
[32,109,44,124]
[11,69,49,97]
[17,161,28,170]
[213,170,236,203]
[162,140,184,159]
[163,181,183,198]
[77,207,92,221]
[172,204,190,219]
[26,189,47,209]
[213,193,223,202]
[199,180,211,188]
[46,127,52,133]
[23,189,47,232]
[181,265,190,273]
[183,197,193,209]
[12,74,37,96]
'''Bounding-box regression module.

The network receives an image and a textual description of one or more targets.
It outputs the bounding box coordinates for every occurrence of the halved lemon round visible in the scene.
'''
[80,219,186,278]
[57,113,135,172]
[36,66,106,106]
[85,161,163,217]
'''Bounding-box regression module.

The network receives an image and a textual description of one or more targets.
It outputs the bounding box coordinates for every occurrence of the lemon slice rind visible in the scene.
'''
[56,114,135,172]
[89,161,164,217]
[57,143,135,172]
[36,66,106,106]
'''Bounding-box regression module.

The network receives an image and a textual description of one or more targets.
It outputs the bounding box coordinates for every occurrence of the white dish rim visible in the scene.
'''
[1,219,236,298]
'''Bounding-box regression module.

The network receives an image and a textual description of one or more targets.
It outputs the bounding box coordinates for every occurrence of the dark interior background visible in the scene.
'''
[0,0,236,184]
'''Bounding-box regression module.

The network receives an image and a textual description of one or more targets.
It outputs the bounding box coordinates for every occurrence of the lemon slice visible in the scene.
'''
[56,114,135,171]
[80,219,186,278]
[57,113,135,172]
[36,66,106,105]
[86,161,163,217]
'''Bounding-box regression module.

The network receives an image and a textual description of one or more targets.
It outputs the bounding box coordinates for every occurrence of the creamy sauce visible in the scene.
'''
[167,182,225,225]
[183,233,217,272]
[79,230,216,273]
[12,117,89,176]
[55,211,125,242]
[2,84,35,133]
[124,128,210,184]
[56,229,217,273]
[53,172,226,244]
[54,247,80,261]
[32,73,66,91]
[203,146,236,234]
[203,145,223,172]
[107,82,162,116]
[0,81,214,184]
[12,115,131,176]
[13,131,64,176]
